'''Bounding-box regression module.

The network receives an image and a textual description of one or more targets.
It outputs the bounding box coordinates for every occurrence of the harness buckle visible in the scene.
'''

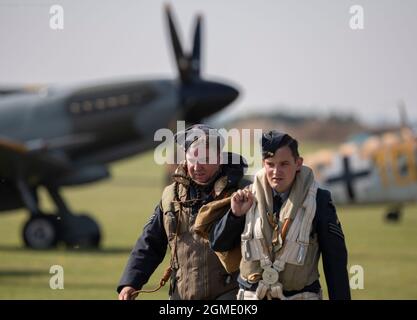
[262,266,279,285]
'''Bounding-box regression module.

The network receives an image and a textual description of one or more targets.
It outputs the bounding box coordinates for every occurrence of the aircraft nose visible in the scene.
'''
[181,80,239,122]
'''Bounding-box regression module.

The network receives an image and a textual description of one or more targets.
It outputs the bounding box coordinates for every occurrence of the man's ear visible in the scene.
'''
[296,157,303,171]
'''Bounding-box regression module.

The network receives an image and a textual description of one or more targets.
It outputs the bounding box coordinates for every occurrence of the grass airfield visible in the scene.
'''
[0,146,416,300]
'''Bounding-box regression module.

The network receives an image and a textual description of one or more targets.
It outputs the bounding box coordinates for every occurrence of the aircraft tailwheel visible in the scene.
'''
[60,214,101,249]
[22,215,59,249]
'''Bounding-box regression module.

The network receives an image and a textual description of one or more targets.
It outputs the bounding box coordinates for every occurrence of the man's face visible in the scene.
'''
[186,145,221,184]
[263,146,303,193]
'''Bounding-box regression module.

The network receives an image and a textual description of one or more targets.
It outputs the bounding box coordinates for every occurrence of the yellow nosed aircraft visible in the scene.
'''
[304,105,416,222]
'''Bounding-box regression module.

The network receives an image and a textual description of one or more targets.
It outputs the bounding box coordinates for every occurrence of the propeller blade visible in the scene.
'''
[191,14,202,78]
[165,4,187,82]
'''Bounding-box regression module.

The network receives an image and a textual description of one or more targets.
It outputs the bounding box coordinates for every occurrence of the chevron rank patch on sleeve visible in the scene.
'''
[328,222,345,240]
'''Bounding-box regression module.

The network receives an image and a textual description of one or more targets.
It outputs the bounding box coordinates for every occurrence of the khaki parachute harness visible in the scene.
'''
[172,173,203,207]
[132,173,200,297]
[132,267,172,295]
[132,165,230,298]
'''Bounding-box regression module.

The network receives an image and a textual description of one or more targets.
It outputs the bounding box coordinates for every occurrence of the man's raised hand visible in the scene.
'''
[231,189,254,217]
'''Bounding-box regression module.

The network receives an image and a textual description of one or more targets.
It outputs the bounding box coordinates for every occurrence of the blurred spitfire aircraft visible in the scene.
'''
[305,107,416,222]
[0,6,238,249]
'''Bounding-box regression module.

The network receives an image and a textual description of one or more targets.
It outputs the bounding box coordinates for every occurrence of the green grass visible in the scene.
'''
[320,204,417,299]
[0,152,170,300]
[0,149,416,300]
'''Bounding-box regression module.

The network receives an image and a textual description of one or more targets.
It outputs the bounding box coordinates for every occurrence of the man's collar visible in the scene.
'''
[272,187,290,203]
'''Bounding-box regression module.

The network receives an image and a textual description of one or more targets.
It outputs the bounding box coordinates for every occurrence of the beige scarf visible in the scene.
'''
[251,165,314,255]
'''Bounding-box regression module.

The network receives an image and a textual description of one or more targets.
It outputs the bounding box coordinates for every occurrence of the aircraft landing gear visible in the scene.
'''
[22,214,59,249]
[58,213,101,249]
[22,211,101,249]
[385,206,402,223]
[47,186,101,249]
[18,180,101,249]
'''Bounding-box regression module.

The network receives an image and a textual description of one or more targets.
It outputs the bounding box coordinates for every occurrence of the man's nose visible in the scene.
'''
[194,161,201,170]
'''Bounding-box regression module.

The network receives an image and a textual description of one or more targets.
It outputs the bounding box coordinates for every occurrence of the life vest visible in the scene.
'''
[239,167,321,299]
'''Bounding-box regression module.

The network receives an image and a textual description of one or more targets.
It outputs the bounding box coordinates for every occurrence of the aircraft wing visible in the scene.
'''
[0,136,72,180]
[0,85,45,96]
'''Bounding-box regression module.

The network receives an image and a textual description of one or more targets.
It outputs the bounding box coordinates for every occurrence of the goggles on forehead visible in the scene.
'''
[175,124,225,152]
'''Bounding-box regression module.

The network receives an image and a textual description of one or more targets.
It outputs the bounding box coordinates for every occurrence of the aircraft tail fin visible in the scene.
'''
[396,100,416,140]
[398,100,409,129]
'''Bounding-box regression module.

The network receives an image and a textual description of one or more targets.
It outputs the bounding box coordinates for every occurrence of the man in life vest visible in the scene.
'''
[118,124,247,300]
[210,130,351,300]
